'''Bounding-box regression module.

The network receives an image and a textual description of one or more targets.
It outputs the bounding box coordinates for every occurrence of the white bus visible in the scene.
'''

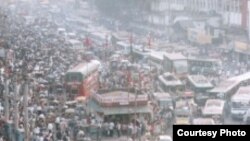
[230,86,250,119]
[148,51,165,70]
[187,75,213,93]
[158,73,184,93]
[187,75,214,105]
[229,72,250,86]
[209,72,250,99]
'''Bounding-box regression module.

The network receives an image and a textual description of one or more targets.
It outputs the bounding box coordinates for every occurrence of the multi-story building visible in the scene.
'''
[149,0,248,29]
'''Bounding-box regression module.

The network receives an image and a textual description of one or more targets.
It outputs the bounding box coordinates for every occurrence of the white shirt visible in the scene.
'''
[39,137,43,141]
[48,123,53,130]
[109,122,114,130]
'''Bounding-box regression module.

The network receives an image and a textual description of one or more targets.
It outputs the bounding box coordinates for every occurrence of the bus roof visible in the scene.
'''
[93,91,148,105]
[205,99,225,107]
[67,60,100,76]
[133,48,151,56]
[117,41,130,47]
[164,52,186,60]
[229,71,250,82]
[187,56,219,62]
[231,86,250,102]
[210,72,250,94]
[188,75,213,88]
[150,51,166,61]
[209,80,239,94]
[153,93,171,100]
[203,99,225,115]
[158,73,183,86]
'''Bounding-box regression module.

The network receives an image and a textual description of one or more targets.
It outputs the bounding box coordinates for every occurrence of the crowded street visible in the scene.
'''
[0,0,250,141]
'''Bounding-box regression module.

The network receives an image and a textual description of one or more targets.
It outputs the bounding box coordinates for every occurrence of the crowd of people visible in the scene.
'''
[0,3,157,141]
[2,0,250,141]
[0,3,95,141]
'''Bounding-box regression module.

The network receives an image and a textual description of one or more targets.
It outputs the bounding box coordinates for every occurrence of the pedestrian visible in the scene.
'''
[109,121,114,137]
[97,122,102,141]
[116,122,121,137]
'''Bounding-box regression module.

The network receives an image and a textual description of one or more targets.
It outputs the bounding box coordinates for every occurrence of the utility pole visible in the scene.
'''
[14,79,19,129]
[4,77,9,121]
[23,81,29,141]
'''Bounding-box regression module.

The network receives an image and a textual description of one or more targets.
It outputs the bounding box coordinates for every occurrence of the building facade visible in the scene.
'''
[149,0,248,29]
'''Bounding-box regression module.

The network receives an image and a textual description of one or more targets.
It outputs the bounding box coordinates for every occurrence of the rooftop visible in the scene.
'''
[165,52,186,60]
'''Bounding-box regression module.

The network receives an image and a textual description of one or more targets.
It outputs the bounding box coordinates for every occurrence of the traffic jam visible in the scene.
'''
[0,0,250,141]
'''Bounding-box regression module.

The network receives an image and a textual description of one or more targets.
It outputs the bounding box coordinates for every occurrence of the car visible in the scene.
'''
[157,135,172,141]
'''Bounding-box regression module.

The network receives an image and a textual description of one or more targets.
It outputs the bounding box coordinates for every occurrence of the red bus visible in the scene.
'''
[65,60,101,98]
